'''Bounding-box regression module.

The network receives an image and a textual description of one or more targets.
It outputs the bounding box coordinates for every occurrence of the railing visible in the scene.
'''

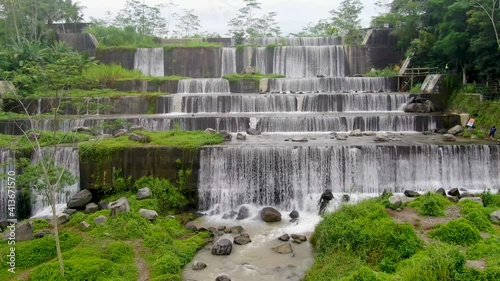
[398,67,441,76]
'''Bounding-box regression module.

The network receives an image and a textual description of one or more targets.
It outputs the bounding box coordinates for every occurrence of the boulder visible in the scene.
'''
[98,202,110,210]
[72,126,92,133]
[404,98,435,113]
[404,190,420,198]
[49,214,70,226]
[128,133,151,143]
[442,134,456,142]
[2,222,32,241]
[242,65,256,74]
[363,131,376,136]
[236,206,250,220]
[234,234,251,245]
[205,128,217,134]
[321,189,334,201]
[289,210,299,219]
[85,203,98,214]
[374,133,390,142]
[114,129,128,137]
[291,138,308,142]
[342,194,350,202]
[220,130,232,141]
[437,128,448,134]
[0,220,11,232]
[137,187,152,200]
[388,195,402,206]
[490,210,500,223]
[80,221,91,229]
[291,234,307,241]
[272,243,293,254]
[211,238,233,255]
[278,234,290,241]
[436,188,447,197]
[336,134,348,140]
[447,125,463,135]
[260,207,282,222]
[246,128,261,135]
[215,274,231,281]
[67,189,92,209]
[139,209,159,221]
[34,229,51,239]
[459,197,484,206]
[381,189,393,199]
[218,225,226,231]
[94,215,107,225]
[63,208,77,215]
[129,125,146,132]
[192,261,207,270]
[185,222,198,232]
[109,197,130,217]
[236,133,246,140]
[448,188,460,197]
[349,129,362,137]
[228,225,244,234]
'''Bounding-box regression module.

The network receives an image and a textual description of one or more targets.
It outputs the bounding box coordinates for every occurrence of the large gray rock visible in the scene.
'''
[260,207,282,222]
[85,203,98,214]
[2,221,33,241]
[220,130,232,141]
[236,133,246,140]
[228,225,244,234]
[278,234,290,241]
[129,125,146,132]
[136,187,152,200]
[349,129,362,137]
[246,128,261,135]
[211,238,233,255]
[139,209,158,221]
[436,188,447,197]
[192,261,207,270]
[404,190,420,198]
[272,243,293,254]
[67,189,92,209]
[404,98,435,113]
[291,234,307,241]
[109,197,130,217]
[236,206,250,220]
[374,133,390,142]
[363,131,376,136]
[215,274,231,281]
[128,133,151,143]
[94,215,107,225]
[447,125,463,135]
[336,134,348,140]
[234,234,251,245]
[448,188,460,197]
[113,129,128,137]
[490,210,500,224]
[388,195,402,206]
[289,210,299,219]
[49,214,70,226]
[442,134,456,142]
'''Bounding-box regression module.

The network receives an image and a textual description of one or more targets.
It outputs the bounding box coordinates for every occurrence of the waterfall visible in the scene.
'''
[221,48,236,76]
[30,147,80,217]
[0,149,15,221]
[135,116,249,132]
[198,145,500,212]
[255,115,441,132]
[255,47,269,74]
[134,48,164,77]
[301,93,410,112]
[269,77,394,92]
[177,79,230,93]
[247,37,342,46]
[273,46,345,78]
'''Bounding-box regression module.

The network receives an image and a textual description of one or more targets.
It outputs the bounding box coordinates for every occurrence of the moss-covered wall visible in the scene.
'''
[95,48,137,70]
[80,147,200,204]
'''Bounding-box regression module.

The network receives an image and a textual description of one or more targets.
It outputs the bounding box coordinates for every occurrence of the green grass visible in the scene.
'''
[0,131,94,149]
[28,89,166,99]
[429,218,481,246]
[365,67,399,77]
[223,73,286,83]
[408,192,451,217]
[163,41,222,52]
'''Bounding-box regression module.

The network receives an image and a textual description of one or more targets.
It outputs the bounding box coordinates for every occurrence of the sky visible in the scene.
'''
[81,0,385,37]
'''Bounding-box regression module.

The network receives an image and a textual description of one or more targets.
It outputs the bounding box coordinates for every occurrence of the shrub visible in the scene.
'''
[134,176,188,213]
[409,192,450,217]
[429,218,481,246]
[340,266,379,281]
[397,243,465,281]
[152,251,181,276]
[30,258,119,281]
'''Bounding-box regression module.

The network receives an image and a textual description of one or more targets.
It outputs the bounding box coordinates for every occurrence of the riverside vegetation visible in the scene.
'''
[305,191,500,281]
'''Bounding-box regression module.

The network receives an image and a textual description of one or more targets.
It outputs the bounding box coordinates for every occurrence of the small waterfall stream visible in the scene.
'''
[221,48,236,76]
[177,79,231,93]
[134,48,164,77]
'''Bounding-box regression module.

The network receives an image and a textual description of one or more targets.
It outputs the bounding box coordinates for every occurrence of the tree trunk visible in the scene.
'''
[51,187,65,276]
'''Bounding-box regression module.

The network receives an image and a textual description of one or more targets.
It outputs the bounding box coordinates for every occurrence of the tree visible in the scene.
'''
[114,0,168,37]
[173,9,201,38]
[329,0,363,44]
[2,44,93,275]
[468,0,499,50]
[227,0,281,41]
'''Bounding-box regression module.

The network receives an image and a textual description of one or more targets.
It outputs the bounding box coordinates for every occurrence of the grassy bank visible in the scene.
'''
[223,73,286,83]
[0,131,94,149]
[0,176,207,281]
[305,192,500,281]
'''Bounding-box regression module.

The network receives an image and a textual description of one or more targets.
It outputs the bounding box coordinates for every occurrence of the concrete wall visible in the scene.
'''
[96,48,137,70]
[58,33,98,57]
[164,48,222,78]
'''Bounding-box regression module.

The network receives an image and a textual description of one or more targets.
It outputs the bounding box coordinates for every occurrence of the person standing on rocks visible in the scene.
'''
[318,189,334,215]
[488,125,496,141]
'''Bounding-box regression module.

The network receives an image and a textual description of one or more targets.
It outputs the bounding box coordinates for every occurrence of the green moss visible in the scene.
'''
[429,218,481,246]
[223,72,286,83]
[0,131,93,149]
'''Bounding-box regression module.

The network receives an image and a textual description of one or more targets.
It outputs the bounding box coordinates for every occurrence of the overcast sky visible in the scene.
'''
[82,0,385,36]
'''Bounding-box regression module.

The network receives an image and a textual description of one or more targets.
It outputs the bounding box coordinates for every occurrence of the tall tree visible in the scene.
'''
[114,0,168,37]
[329,0,363,37]
[227,0,281,41]
[173,9,201,38]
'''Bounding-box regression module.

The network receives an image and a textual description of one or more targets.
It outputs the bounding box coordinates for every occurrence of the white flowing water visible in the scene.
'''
[269,77,393,93]
[134,48,164,77]
[221,48,237,76]
[247,37,342,46]
[178,79,231,94]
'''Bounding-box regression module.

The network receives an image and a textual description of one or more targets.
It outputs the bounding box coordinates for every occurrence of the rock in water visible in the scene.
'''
[211,238,233,255]
[260,207,282,222]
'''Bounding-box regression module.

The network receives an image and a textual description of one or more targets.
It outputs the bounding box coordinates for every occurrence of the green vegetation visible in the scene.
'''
[365,66,399,77]
[28,88,166,99]
[0,131,93,149]
[429,218,481,246]
[223,73,286,83]
[408,192,451,217]
[410,83,423,94]
[163,41,222,52]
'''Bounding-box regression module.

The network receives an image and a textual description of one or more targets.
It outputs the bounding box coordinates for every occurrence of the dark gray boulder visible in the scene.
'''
[220,130,232,141]
[448,188,460,197]
[109,197,130,217]
[234,234,251,245]
[136,187,152,200]
[289,210,299,219]
[128,133,151,143]
[404,190,420,198]
[236,206,250,220]
[215,274,231,281]
[260,207,282,222]
[85,203,98,214]
[436,188,447,197]
[211,238,233,255]
[67,189,92,209]
[246,128,261,135]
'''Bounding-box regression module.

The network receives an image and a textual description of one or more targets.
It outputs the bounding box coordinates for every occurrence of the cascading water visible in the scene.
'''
[273,46,345,78]
[30,147,80,218]
[301,93,410,112]
[269,77,394,92]
[255,47,269,74]
[198,145,500,213]
[247,37,342,46]
[134,48,164,77]
[221,48,236,76]
[177,79,230,93]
